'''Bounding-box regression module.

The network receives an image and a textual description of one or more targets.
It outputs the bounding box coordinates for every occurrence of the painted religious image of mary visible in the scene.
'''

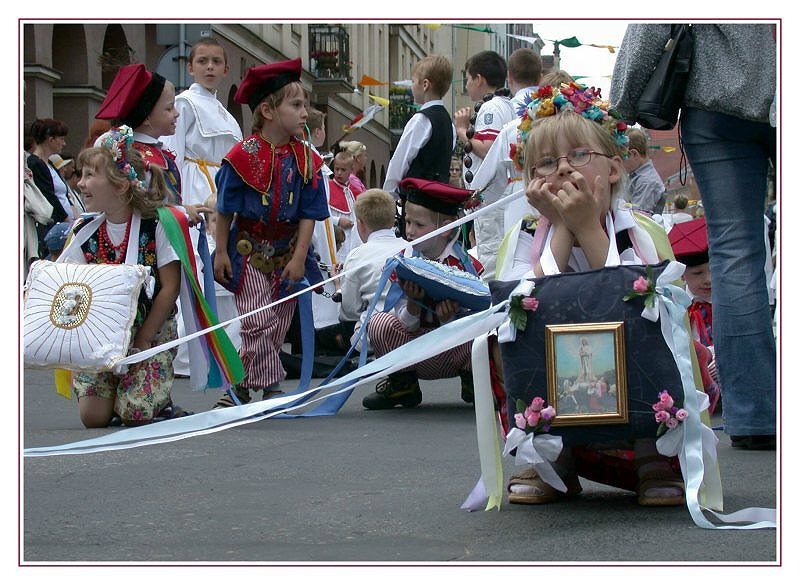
[554,332,618,415]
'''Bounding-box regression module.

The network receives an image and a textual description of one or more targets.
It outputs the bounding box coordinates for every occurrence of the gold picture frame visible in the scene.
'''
[545,322,628,426]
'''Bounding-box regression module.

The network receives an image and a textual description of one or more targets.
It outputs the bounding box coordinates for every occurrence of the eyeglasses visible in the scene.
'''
[530,148,612,177]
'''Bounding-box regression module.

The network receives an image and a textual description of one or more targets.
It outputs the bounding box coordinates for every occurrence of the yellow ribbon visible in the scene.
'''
[184,157,221,194]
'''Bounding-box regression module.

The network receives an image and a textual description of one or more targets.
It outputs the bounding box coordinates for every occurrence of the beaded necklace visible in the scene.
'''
[96,219,132,264]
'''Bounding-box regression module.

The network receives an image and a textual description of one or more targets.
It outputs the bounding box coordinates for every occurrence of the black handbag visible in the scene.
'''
[635,24,694,130]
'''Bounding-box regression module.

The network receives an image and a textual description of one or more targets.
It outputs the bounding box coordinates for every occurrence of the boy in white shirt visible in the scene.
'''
[338,189,407,350]
[161,37,242,207]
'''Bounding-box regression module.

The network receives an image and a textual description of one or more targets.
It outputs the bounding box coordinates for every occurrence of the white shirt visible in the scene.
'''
[338,229,409,348]
[463,95,515,185]
[160,83,243,206]
[383,100,456,197]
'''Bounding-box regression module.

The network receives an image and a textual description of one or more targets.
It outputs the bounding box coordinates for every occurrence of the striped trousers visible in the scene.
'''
[234,264,295,389]
[367,311,472,379]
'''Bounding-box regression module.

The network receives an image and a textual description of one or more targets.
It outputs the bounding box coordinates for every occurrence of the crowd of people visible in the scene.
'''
[24,25,777,508]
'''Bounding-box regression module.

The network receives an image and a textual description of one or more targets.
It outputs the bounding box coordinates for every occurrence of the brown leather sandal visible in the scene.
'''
[507,467,582,505]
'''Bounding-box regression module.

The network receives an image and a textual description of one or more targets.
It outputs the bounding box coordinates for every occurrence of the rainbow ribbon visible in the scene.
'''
[157,207,244,389]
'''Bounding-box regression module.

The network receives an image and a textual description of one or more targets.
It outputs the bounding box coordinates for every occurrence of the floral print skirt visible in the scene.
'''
[72,317,178,422]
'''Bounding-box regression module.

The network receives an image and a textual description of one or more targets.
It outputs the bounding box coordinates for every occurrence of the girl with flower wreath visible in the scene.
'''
[498,83,689,506]
[61,126,187,427]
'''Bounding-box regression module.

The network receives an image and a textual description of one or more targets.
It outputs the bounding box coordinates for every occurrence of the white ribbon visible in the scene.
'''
[655,277,776,529]
[462,333,504,512]
[640,260,687,322]
[502,428,566,492]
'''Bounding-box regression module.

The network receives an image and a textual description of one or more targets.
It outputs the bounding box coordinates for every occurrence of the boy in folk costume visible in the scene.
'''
[327,150,365,261]
[668,217,721,413]
[212,58,329,408]
[363,178,482,410]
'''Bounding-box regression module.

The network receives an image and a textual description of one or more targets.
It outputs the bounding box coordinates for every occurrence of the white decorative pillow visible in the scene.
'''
[24,260,151,372]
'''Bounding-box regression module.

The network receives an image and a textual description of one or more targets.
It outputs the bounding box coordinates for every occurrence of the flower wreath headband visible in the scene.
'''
[93,125,148,190]
[509,82,629,173]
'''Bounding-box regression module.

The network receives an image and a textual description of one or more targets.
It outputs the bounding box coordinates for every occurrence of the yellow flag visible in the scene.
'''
[368,93,390,107]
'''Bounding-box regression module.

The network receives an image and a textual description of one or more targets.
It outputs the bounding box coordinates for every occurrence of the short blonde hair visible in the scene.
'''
[338,140,366,156]
[524,112,627,200]
[354,189,397,231]
[333,151,355,169]
[252,81,305,132]
[540,69,574,88]
[412,55,452,99]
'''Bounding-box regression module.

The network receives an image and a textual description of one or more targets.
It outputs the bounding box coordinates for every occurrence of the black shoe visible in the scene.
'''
[459,371,474,404]
[362,372,422,410]
[730,435,776,450]
[213,385,252,409]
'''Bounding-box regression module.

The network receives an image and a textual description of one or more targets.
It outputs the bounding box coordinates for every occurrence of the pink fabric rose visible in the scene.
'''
[655,410,671,424]
[526,410,541,428]
[521,297,540,311]
[675,409,688,421]
[658,391,674,409]
[530,397,545,411]
[541,406,556,421]
[514,412,527,430]
[633,276,650,293]
[665,417,679,429]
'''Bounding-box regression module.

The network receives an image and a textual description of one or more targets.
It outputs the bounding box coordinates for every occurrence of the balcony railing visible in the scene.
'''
[309,25,351,81]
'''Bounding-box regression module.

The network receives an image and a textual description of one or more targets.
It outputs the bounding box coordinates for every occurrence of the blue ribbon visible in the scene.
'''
[276,256,400,417]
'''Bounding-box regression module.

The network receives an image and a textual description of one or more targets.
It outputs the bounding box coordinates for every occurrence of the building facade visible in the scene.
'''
[23,22,543,189]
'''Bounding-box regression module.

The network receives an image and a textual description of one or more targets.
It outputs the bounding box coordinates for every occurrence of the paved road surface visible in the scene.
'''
[20,367,779,571]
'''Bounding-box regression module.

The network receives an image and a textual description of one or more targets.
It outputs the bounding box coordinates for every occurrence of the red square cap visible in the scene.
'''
[668,217,709,266]
[95,64,166,129]
[399,177,473,216]
[234,58,302,112]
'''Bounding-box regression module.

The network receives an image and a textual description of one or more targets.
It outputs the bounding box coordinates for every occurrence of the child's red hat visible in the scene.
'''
[668,217,709,266]
[95,64,166,130]
[399,178,474,216]
[234,58,302,112]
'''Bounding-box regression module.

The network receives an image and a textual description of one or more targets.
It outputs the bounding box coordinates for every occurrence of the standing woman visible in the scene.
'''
[27,118,80,257]
[339,140,368,191]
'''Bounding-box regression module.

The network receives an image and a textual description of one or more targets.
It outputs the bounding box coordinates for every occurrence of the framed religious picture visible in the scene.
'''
[544,322,628,426]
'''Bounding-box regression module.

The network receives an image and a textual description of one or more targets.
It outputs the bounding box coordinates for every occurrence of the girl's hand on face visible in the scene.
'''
[551,171,607,236]
[525,177,563,225]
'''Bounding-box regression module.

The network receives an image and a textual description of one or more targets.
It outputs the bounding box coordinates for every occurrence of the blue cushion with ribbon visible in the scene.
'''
[392,255,491,311]
[490,261,685,447]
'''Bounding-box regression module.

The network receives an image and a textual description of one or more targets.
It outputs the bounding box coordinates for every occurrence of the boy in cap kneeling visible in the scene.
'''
[363,178,482,409]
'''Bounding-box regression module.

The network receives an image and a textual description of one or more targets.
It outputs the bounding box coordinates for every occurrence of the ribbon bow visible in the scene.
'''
[502,428,567,492]
[640,261,690,322]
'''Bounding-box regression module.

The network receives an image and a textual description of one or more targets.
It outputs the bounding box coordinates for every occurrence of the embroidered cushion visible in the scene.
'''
[393,255,491,311]
[24,260,151,372]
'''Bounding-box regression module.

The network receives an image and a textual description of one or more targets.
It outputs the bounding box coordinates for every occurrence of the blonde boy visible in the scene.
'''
[338,189,408,350]
[383,56,456,200]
